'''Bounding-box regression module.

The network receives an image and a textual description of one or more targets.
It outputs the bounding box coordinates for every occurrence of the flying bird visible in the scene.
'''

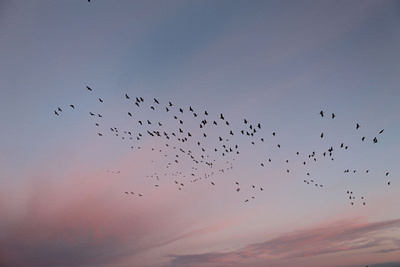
[86,86,92,91]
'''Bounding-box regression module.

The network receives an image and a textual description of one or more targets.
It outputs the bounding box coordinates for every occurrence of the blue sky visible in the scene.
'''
[0,1,399,266]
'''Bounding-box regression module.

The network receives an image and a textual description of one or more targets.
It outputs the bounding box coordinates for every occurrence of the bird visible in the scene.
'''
[154,98,159,104]
[320,133,324,138]
[58,107,62,112]
[70,105,75,109]
[373,137,378,143]
[332,113,335,119]
[99,98,103,102]
[128,112,132,116]
[356,123,360,129]
[54,110,59,116]
[320,111,324,117]
[86,86,92,91]
[125,94,130,99]
[379,129,384,134]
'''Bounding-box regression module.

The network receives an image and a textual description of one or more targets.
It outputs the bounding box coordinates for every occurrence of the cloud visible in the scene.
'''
[166,218,400,267]
[0,169,172,267]
[0,164,238,267]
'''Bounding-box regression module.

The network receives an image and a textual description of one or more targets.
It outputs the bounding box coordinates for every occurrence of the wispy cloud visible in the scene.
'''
[166,218,400,267]
[0,169,168,266]
[0,166,237,267]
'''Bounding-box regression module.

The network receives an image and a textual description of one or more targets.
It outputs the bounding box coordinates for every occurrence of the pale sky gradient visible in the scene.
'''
[1,1,400,267]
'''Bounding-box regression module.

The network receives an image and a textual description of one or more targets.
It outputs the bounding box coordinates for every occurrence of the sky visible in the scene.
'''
[0,1,400,266]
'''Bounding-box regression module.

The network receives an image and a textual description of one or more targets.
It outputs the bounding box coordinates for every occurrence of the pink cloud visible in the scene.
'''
[0,159,239,267]
[0,166,168,266]
[166,218,400,267]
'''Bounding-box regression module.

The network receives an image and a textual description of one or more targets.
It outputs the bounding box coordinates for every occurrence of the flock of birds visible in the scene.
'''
[53,86,392,205]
